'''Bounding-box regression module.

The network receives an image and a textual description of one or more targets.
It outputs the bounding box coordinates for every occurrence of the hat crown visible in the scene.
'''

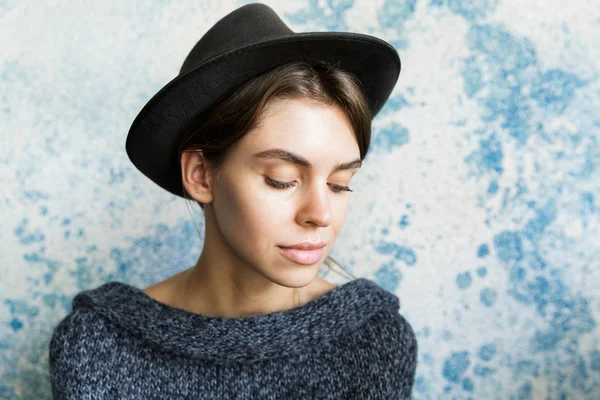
[180,3,294,74]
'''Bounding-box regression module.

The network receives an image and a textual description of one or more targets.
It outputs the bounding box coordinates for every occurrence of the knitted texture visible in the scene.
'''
[48,277,418,399]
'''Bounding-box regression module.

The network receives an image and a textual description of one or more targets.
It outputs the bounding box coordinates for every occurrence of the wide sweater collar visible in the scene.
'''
[72,277,400,362]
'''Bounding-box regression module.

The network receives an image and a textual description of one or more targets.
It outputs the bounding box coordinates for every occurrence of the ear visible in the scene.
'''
[180,150,215,205]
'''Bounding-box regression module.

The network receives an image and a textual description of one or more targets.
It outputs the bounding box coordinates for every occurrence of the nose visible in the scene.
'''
[296,179,333,227]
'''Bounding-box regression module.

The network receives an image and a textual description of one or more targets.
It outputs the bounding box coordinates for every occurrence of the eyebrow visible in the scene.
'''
[253,148,362,171]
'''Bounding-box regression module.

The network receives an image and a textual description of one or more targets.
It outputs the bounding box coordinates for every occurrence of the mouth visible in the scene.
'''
[278,241,328,250]
[277,246,325,265]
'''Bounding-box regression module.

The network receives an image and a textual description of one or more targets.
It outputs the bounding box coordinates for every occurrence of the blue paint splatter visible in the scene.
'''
[445,3,597,397]
[375,261,402,293]
[372,123,410,152]
[571,354,590,392]
[478,343,496,361]
[531,293,595,353]
[101,220,201,285]
[464,25,540,144]
[480,287,497,307]
[509,265,526,283]
[523,200,556,242]
[493,231,523,263]
[531,69,586,114]
[422,327,431,338]
[477,243,489,258]
[21,190,49,202]
[0,384,17,398]
[284,0,353,31]
[9,319,22,332]
[394,246,417,266]
[462,54,484,97]
[461,376,474,391]
[377,0,417,49]
[422,352,434,365]
[414,375,428,393]
[516,381,533,399]
[109,167,125,184]
[14,219,45,245]
[398,214,410,229]
[590,350,600,371]
[3,299,40,320]
[527,277,551,314]
[13,218,28,236]
[527,252,547,271]
[22,252,62,284]
[443,351,470,383]
[375,242,417,266]
[473,365,495,377]
[581,192,595,214]
[447,0,500,20]
[515,360,540,378]
[465,133,504,176]
[443,330,453,340]
[456,271,472,290]
[375,242,398,255]
[376,94,414,119]
[487,180,499,194]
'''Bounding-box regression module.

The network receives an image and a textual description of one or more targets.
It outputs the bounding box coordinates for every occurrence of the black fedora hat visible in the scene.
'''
[125,2,401,198]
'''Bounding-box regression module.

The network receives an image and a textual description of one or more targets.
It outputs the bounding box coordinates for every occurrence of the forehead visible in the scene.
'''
[243,97,359,155]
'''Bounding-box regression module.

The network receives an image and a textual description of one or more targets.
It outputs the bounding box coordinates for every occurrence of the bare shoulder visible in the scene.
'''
[142,281,168,302]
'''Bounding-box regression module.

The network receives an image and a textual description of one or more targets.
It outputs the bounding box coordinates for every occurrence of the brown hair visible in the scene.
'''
[178,60,373,281]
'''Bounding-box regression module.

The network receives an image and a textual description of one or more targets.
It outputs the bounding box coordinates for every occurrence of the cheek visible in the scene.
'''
[245,189,294,244]
[214,178,289,248]
[333,210,347,236]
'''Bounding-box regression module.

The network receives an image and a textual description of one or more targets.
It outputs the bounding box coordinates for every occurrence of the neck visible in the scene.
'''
[173,261,310,318]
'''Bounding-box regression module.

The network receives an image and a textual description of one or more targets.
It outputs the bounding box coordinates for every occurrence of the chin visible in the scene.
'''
[268,268,320,289]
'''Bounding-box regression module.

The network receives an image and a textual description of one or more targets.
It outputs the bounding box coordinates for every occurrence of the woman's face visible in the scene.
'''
[194,97,361,285]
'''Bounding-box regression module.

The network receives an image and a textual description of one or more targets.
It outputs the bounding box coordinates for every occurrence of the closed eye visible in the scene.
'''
[265,177,353,193]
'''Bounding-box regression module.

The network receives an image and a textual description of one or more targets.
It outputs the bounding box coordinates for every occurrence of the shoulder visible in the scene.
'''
[361,309,418,364]
[49,305,119,360]
[344,309,418,398]
[50,307,111,348]
[48,307,117,394]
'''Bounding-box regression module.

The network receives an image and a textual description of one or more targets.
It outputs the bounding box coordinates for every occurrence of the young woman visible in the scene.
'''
[49,3,417,399]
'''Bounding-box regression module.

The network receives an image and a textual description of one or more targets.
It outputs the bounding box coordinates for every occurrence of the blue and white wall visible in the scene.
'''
[1,1,599,398]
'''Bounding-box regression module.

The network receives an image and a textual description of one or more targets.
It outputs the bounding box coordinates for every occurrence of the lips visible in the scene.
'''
[278,246,325,265]
[279,242,328,250]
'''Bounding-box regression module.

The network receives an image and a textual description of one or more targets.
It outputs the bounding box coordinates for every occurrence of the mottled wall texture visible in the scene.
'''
[1,0,598,399]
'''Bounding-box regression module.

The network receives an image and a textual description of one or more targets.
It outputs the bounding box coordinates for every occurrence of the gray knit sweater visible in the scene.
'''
[48,277,417,399]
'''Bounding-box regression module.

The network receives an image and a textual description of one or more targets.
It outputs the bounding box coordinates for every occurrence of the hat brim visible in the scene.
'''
[125,32,400,197]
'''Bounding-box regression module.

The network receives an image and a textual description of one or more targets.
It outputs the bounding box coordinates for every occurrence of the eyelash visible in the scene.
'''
[265,177,353,193]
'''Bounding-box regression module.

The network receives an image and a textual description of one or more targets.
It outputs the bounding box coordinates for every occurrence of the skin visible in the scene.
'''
[144,97,361,318]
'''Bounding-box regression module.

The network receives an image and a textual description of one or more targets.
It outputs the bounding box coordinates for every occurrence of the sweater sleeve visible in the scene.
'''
[352,309,418,400]
[384,310,418,399]
[48,308,114,399]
